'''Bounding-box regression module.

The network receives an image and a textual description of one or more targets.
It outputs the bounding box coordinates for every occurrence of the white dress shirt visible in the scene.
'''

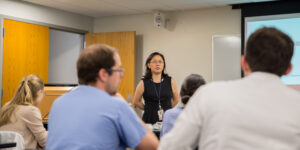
[159,72,300,150]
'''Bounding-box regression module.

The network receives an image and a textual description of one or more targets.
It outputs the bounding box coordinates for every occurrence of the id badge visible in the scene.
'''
[158,108,164,121]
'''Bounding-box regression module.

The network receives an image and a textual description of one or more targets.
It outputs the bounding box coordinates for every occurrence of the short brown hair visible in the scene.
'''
[77,44,117,85]
[245,27,294,76]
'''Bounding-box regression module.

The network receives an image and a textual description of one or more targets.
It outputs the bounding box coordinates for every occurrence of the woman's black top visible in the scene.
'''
[142,76,173,124]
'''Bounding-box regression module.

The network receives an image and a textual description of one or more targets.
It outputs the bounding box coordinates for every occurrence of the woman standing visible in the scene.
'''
[134,52,179,124]
[0,74,48,149]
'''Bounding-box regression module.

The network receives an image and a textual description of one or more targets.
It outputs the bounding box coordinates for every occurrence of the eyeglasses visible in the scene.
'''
[150,61,164,64]
[106,68,125,74]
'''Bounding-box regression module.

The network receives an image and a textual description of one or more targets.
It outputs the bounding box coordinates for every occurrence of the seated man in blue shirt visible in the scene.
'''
[46,44,158,150]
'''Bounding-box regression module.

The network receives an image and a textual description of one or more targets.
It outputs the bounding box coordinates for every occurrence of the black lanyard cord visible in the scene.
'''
[151,79,162,109]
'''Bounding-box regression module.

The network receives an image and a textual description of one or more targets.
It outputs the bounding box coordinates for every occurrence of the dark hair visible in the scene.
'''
[143,52,168,79]
[245,27,294,76]
[180,74,206,105]
[77,44,117,85]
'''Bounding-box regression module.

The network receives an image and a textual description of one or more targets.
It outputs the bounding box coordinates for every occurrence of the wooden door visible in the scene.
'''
[2,19,49,106]
[85,31,135,102]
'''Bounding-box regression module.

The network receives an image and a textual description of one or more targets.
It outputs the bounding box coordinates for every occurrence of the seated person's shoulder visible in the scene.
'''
[164,108,173,116]
[197,80,232,93]
[17,105,41,118]
[18,105,39,113]
[111,96,130,108]
[164,107,182,118]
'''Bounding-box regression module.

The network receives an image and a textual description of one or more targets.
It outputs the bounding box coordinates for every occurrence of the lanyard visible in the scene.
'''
[151,79,162,108]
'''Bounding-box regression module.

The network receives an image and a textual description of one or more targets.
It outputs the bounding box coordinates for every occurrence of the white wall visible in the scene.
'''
[0,0,93,31]
[48,29,83,85]
[212,35,241,81]
[93,6,241,89]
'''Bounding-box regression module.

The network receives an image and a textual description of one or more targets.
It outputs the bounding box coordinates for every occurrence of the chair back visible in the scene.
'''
[0,131,24,150]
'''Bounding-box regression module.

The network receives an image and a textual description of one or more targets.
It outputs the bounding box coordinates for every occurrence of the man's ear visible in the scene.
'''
[98,68,108,82]
[284,64,293,75]
[241,56,251,76]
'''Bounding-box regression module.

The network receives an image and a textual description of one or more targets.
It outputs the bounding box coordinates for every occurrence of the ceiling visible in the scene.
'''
[23,0,276,18]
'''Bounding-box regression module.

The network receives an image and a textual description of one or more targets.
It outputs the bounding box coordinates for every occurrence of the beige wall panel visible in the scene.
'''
[85,31,135,102]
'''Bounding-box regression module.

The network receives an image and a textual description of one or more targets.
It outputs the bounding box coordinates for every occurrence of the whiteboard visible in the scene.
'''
[212,35,242,81]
